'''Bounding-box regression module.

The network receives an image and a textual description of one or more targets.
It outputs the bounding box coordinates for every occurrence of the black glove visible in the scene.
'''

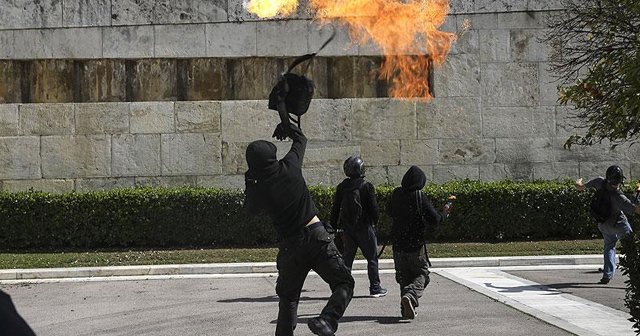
[272,122,290,141]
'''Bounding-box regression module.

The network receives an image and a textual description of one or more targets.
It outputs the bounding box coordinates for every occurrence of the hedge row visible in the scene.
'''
[621,232,640,334]
[0,180,616,250]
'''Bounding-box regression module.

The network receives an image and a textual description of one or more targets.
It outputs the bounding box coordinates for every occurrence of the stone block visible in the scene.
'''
[527,0,564,11]
[206,22,257,57]
[0,104,19,135]
[579,161,630,181]
[130,102,175,134]
[198,175,244,190]
[400,139,439,165]
[361,140,400,166]
[304,142,361,168]
[555,106,585,138]
[539,63,561,106]
[301,167,333,187]
[75,177,136,192]
[495,138,555,163]
[449,0,474,14]
[362,166,389,186]
[0,61,21,103]
[135,176,198,188]
[63,0,111,27]
[457,13,498,30]
[229,58,279,100]
[555,138,627,163]
[179,58,229,101]
[19,103,74,135]
[112,134,161,176]
[111,0,154,26]
[154,0,227,24]
[479,29,510,62]
[440,138,496,164]
[31,60,75,103]
[351,99,416,140]
[176,101,221,133]
[76,60,128,102]
[479,163,508,181]
[417,97,481,139]
[161,133,221,175]
[300,99,352,141]
[0,136,41,179]
[41,135,111,178]
[131,59,178,101]
[510,29,550,62]
[476,0,527,14]
[309,23,358,56]
[449,29,478,55]
[482,106,555,138]
[433,165,480,183]
[75,103,130,134]
[155,24,207,58]
[49,27,102,58]
[0,0,62,29]
[256,20,309,56]
[480,63,538,107]
[221,100,278,142]
[388,165,433,186]
[12,30,55,59]
[497,11,547,29]
[0,31,13,58]
[221,140,291,174]
[3,179,73,193]
[433,53,480,97]
[533,162,579,180]
[103,26,154,58]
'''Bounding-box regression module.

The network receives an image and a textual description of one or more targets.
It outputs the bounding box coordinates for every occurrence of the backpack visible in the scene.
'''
[590,186,620,222]
[339,181,366,231]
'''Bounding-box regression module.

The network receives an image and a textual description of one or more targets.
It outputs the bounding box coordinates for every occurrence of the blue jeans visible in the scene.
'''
[598,222,632,280]
[341,225,383,292]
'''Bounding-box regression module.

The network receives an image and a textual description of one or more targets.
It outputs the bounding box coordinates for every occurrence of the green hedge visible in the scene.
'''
[0,180,608,250]
[621,233,640,334]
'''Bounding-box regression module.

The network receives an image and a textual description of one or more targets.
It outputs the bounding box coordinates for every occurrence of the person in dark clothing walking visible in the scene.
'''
[330,156,387,298]
[575,165,640,284]
[244,121,354,336]
[0,290,36,336]
[387,166,450,320]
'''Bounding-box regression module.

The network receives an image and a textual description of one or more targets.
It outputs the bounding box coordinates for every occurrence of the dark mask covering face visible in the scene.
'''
[246,140,279,179]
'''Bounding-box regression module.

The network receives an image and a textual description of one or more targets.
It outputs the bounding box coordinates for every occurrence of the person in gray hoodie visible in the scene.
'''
[575,165,640,284]
[387,166,450,320]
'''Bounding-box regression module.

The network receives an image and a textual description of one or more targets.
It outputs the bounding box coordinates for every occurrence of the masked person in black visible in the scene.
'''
[244,122,354,335]
[330,156,387,298]
[387,166,450,320]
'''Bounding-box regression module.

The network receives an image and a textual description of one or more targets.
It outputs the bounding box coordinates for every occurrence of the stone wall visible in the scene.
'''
[0,0,635,192]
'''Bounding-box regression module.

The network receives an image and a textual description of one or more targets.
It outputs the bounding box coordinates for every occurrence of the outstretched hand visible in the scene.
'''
[575,178,585,192]
[272,122,290,141]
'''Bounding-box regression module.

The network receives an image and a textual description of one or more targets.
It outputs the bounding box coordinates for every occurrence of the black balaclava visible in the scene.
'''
[401,166,427,192]
[246,140,279,179]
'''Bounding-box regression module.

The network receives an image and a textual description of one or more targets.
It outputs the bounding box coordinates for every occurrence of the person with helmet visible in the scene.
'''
[245,77,353,336]
[330,156,388,298]
[576,165,640,284]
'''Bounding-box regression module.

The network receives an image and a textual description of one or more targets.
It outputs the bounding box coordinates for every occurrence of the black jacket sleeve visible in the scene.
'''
[282,124,307,168]
[363,182,380,225]
[330,183,343,228]
[420,192,445,227]
[243,171,262,216]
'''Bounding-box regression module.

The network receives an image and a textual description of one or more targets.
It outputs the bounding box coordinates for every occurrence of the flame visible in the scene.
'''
[245,0,298,18]
[246,0,455,99]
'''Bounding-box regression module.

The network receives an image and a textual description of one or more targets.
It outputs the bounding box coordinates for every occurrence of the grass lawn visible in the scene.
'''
[0,239,604,269]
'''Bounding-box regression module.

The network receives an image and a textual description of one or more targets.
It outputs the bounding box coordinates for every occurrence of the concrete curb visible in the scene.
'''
[0,255,606,281]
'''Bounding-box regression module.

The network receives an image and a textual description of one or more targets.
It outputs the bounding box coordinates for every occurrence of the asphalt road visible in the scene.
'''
[1,272,576,336]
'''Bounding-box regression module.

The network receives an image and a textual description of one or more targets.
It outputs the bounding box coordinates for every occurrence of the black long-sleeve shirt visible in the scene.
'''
[387,188,445,252]
[330,177,379,230]
[244,126,319,239]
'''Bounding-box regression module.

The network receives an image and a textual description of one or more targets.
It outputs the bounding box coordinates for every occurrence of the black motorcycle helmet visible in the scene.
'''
[343,156,365,178]
[605,165,625,185]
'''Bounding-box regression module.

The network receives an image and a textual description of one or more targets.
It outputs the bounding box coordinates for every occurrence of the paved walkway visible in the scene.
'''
[1,255,635,336]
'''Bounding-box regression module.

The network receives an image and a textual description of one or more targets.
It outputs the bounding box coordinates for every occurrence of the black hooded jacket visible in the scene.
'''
[244,125,319,239]
[330,177,379,230]
[387,166,445,252]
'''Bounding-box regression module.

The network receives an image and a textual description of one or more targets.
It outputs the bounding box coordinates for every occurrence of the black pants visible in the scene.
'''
[393,247,430,308]
[275,222,355,336]
[342,225,382,292]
